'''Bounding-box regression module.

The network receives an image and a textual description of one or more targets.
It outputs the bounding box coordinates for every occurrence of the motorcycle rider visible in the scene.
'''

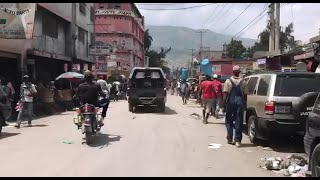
[77,70,105,126]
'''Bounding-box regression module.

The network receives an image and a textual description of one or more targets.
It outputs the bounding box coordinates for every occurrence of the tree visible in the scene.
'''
[144,29,172,74]
[246,22,299,57]
[144,29,153,52]
[225,38,246,58]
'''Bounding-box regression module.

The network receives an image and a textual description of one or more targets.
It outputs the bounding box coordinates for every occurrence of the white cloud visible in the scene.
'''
[136,3,320,43]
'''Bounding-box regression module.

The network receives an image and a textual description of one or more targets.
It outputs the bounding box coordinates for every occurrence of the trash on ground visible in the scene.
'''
[208,143,222,150]
[63,140,74,144]
[190,113,201,120]
[260,154,309,176]
[262,147,273,151]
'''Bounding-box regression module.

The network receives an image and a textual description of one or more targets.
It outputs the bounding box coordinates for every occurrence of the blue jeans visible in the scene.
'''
[17,102,33,125]
[225,102,244,142]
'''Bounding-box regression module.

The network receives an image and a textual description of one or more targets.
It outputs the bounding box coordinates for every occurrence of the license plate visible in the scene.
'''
[275,106,291,114]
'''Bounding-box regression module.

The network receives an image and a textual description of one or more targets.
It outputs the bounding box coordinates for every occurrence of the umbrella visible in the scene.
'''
[55,72,84,81]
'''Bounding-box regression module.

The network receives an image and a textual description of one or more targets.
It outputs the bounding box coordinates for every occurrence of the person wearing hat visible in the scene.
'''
[222,65,248,147]
[211,74,222,118]
[15,75,37,128]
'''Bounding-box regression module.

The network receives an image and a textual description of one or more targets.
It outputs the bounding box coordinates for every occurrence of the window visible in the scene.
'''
[99,3,104,9]
[108,3,121,9]
[42,12,58,38]
[78,27,86,44]
[90,6,95,21]
[274,74,320,97]
[247,77,258,95]
[257,75,271,96]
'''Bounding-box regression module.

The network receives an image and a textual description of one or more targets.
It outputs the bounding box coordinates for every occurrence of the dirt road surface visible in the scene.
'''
[0,95,306,177]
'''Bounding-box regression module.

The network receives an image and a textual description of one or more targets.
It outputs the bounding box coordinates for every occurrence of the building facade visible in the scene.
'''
[0,3,95,88]
[94,3,144,76]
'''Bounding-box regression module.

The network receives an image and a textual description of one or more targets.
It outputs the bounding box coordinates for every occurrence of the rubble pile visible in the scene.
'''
[260,154,311,177]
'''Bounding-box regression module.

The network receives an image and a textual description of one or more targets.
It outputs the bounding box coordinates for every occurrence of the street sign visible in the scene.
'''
[89,45,112,56]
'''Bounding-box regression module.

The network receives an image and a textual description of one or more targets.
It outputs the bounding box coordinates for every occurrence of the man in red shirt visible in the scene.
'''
[211,74,222,118]
[200,75,216,124]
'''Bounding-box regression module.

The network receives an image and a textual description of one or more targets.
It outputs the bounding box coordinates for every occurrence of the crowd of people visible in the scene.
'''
[169,65,248,147]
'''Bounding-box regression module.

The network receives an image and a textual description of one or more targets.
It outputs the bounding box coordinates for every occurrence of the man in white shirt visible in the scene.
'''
[15,75,37,128]
[97,75,110,126]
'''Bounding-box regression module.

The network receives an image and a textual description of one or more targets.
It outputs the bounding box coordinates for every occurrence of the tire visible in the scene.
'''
[129,103,133,112]
[248,115,258,144]
[159,102,165,113]
[85,131,93,145]
[311,143,320,177]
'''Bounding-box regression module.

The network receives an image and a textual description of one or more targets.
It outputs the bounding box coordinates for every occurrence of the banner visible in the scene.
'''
[0,3,36,39]
[89,45,112,56]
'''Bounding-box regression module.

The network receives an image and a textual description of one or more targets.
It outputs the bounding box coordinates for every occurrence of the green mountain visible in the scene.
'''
[146,25,257,68]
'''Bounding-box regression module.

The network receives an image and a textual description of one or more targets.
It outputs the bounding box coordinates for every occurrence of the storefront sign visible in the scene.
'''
[95,9,134,17]
[0,3,36,39]
[212,65,221,72]
[107,61,117,68]
[89,45,112,56]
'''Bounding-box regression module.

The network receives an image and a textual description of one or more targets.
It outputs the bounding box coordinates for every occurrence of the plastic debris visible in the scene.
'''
[261,154,309,176]
[63,140,74,144]
[262,147,273,151]
[190,113,202,120]
[208,143,222,150]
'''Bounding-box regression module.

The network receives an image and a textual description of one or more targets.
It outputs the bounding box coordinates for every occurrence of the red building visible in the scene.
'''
[94,3,144,76]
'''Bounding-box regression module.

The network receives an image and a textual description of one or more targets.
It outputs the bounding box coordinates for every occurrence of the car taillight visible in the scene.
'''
[265,102,274,115]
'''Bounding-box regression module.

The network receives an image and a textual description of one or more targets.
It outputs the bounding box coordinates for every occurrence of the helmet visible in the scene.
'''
[213,74,218,79]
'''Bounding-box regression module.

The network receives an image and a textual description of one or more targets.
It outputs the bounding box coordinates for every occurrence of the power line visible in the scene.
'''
[208,3,234,28]
[220,3,252,34]
[139,3,216,11]
[205,3,228,28]
[236,3,289,38]
[137,3,188,6]
[201,4,221,29]
[232,4,268,38]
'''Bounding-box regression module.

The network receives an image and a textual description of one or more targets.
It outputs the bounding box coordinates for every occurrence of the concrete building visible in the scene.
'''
[94,3,144,76]
[0,3,95,88]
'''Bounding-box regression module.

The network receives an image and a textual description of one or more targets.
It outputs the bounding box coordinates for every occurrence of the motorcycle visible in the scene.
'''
[74,103,100,145]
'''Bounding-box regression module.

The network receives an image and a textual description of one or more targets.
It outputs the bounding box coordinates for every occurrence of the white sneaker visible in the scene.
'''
[235,142,241,147]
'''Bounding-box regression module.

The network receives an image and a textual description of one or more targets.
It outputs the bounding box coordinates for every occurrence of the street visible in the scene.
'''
[0,95,306,177]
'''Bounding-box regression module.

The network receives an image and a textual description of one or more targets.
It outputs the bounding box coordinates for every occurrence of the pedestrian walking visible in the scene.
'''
[200,75,216,124]
[211,74,223,118]
[222,66,248,147]
[180,79,189,105]
[15,75,37,128]
[97,75,111,126]
[176,80,181,96]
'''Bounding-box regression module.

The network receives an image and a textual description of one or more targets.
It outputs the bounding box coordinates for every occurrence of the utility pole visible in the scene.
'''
[274,3,280,53]
[187,48,196,77]
[196,31,206,75]
[268,3,275,53]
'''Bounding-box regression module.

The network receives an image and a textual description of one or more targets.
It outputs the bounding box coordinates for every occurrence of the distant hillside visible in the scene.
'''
[146,25,257,68]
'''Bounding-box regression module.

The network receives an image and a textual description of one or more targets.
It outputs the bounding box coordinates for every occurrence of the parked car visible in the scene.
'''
[127,67,167,113]
[244,72,320,144]
[304,93,320,177]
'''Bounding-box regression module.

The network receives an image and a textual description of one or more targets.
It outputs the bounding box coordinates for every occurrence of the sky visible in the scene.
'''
[135,3,320,44]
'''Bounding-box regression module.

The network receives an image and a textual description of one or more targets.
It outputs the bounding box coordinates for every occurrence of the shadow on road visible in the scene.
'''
[30,124,49,128]
[242,125,305,153]
[133,106,177,115]
[88,133,122,148]
[0,132,21,140]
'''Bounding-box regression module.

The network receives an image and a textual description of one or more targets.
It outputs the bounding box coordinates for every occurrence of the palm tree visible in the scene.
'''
[144,29,153,52]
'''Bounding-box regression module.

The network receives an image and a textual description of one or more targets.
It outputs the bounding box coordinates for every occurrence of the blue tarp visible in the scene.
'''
[200,59,212,76]
[181,68,188,80]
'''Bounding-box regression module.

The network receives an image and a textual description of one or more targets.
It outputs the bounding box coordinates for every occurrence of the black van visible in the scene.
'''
[127,67,167,112]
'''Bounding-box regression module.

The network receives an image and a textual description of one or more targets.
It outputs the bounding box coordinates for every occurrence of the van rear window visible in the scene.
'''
[274,75,320,97]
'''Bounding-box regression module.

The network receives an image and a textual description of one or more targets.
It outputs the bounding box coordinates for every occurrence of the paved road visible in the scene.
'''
[0,95,306,177]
